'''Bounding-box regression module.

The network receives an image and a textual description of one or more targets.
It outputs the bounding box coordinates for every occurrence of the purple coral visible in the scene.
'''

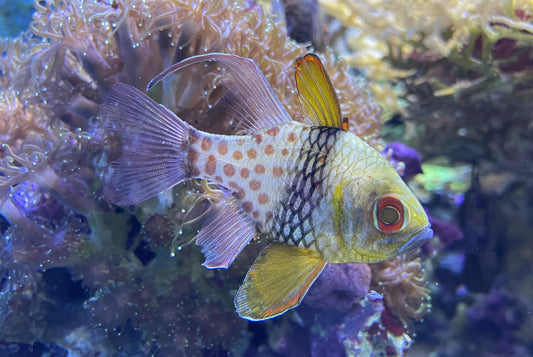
[383,142,423,178]
[304,263,371,313]
[429,214,464,246]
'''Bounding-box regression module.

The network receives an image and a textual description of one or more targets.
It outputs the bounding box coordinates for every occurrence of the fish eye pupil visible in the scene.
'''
[380,206,400,225]
[374,195,407,233]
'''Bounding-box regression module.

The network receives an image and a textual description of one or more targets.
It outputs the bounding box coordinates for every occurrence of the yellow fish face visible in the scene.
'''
[327,143,432,263]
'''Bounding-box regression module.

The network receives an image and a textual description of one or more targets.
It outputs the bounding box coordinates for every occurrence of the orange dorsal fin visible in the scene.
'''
[294,54,344,129]
[234,244,326,321]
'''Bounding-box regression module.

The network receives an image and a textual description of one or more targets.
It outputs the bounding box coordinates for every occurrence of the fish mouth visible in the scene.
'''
[398,225,433,254]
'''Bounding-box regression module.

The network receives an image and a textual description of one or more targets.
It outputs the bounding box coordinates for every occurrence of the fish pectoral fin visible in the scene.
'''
[294,54,344,129]
[196,191,257,269]
[234,243,326,321]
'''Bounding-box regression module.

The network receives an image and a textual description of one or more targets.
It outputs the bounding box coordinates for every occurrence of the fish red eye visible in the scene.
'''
[374,195,406,233]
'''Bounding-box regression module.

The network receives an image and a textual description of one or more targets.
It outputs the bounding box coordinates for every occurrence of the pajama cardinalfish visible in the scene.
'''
[100,53,433,321]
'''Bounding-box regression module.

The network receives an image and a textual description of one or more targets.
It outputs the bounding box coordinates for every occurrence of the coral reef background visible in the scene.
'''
[1,0,532,356]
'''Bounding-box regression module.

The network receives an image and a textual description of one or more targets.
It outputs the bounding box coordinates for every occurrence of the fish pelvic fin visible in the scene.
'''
[235,244,326,321]
[196,184,257,269]
[101,83,194,206]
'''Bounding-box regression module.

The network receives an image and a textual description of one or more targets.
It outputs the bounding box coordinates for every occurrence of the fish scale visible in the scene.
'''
[273,126,341,249]
[188,122,314,231]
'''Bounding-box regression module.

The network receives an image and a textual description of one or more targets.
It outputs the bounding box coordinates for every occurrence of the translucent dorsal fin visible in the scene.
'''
[294,54,344,129]
[148,53,292,134]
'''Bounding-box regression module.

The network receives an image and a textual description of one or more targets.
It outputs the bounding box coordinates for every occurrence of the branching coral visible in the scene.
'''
[320,0,533,114]
[322,0,533,58]
[3,0,383,145]
[0,127,94,271]
[0,91,52,147]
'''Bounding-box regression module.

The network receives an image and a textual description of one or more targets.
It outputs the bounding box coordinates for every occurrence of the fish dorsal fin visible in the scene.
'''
[294,54,344,129]
[196,189,257,269]
[234,244,326,321]
[148,53,292,134]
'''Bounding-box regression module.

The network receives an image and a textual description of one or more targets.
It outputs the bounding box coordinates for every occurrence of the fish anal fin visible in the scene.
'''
[196,192,256,269]
[235,244,326,321]
[294,54,344,129]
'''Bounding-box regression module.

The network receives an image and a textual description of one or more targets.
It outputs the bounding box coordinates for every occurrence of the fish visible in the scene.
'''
[100,52,433,321]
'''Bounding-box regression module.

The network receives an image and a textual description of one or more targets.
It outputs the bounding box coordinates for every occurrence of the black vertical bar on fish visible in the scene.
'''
[272,127,341,247]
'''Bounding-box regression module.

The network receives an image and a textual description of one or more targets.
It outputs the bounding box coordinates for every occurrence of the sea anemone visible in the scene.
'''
[370,253,431,332]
